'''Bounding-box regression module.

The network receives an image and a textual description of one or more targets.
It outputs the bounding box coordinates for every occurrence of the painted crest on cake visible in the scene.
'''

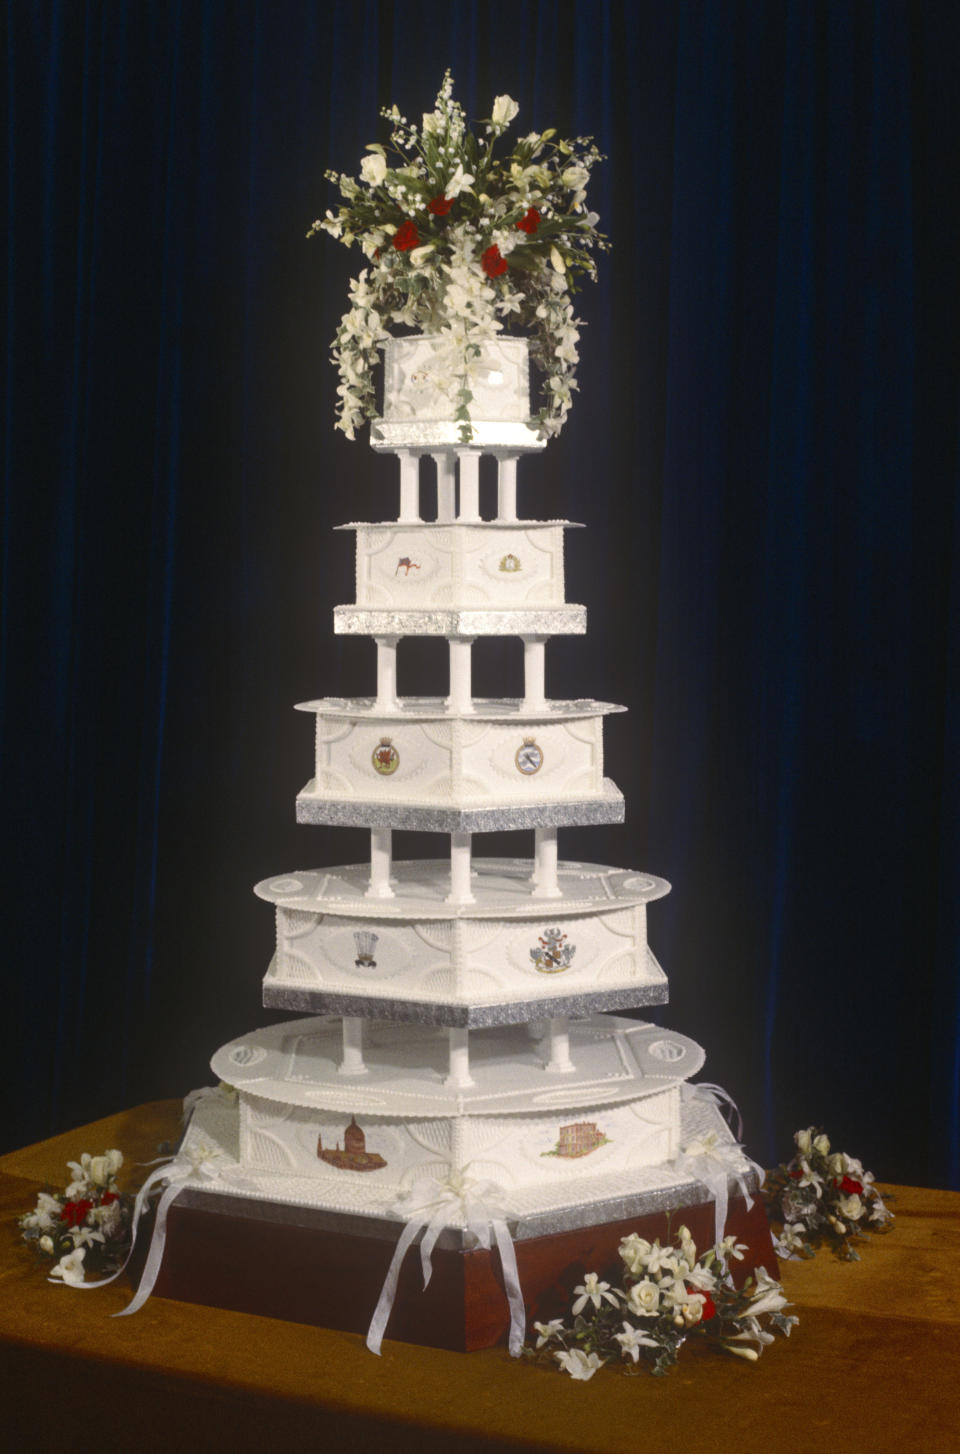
[372,738,399,775]
[530,927,576,973]
[499,552,522,573]
[515,737,543,775]
[353,931,379,968]
[317,1117,387,1172]
[542,1121,610,1159]
[395,556,421,575]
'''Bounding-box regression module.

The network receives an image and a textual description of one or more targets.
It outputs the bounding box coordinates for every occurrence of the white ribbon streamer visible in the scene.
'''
[676,1083,764,1246]
[366,1172,526,1358]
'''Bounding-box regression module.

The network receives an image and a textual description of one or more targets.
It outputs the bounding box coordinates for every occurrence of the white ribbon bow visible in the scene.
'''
[676,1083,764,1246]
[366,1172,526,1357]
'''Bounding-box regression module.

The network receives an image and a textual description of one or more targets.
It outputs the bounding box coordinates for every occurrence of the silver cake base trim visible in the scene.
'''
[333,606,586,638]
[294,786,625,833]
[261,981,669,1027]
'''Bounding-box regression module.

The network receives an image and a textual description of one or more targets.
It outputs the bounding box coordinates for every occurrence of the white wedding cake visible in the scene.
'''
[184,340,752,1244]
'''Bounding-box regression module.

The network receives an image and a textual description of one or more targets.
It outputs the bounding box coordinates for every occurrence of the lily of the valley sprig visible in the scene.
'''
[309,69,607,441]
[526,1227,796,1379]
[762,1127,894,1261]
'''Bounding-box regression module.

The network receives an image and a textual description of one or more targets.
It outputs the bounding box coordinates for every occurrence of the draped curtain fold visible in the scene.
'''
[3,0,958,1187]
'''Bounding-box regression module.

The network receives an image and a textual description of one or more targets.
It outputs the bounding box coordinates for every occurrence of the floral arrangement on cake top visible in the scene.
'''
[18,1149,134,1285]
[309,69,607,441]
[762,1128,894,1261]
[526,1227,796,1379]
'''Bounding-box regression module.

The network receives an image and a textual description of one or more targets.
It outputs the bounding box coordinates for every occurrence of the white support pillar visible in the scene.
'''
[457,450,481,522]
[446,832,475,904]
[444,1026,475,1088]
[397,450,421,522]
[433,452,456,522]
[338,1016,368,1075]
[374,636,398,711]
[545,1017,575,1074]
[522,636,547,710]
[447,637,475,713]
[496,454,518,522]
[367,828,395,899]
[531,827,562,898]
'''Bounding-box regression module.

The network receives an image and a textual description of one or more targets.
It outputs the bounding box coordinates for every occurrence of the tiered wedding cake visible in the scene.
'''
[176,79,767,1348]
[185,337,749,1248]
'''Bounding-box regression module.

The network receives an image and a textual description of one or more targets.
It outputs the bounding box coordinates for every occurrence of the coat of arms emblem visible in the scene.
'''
[372,738,399,774]
[530,927,576,973]
[499,553,521,572]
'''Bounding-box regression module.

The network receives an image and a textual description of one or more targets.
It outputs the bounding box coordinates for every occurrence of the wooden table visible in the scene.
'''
[2,1101,959,1454]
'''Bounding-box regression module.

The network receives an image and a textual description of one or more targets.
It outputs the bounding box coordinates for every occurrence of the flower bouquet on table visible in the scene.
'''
[18,1150,134,1286]
[762,1127,894,1261]
[526,1227,796,1379]
[309,69,607,441]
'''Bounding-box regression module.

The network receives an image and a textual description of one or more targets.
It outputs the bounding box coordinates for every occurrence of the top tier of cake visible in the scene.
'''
[371,336,546,451]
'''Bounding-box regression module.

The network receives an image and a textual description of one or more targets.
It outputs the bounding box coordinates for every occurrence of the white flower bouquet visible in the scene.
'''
[527,1227,796,1379]
[309,70,607,441]
[19,1149,134,1285]
[762,1127,894,1261]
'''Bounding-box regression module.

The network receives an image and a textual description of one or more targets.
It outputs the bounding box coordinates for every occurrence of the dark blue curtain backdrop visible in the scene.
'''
[3,1,958,1187]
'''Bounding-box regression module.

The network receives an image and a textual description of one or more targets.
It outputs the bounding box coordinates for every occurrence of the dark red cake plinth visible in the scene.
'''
[149,1192,777,1352]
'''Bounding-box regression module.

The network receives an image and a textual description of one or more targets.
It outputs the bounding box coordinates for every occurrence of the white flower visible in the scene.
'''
[571,1272,619,1315]
[795,1128,813,1156]
[39,1235,54,1253]
[88,1151,122,1187]
[683,1262,717,1292]
[625,1280,660,1317]
[49,1249,87,1287]
[614,1322,658,1362]
[555,1349,604,1381]
[444,163,475,200]
[490,94,520,131]
[642,1241,678,1276]
[746,1267,791,1319]
[533,1318,565,1348]
[360,151,387,187]
[71,1225,106,1250]
[550,245,566,273]
[813,1133,831,1156]
[408,244,435,267]
[776,1222,808,1255]
[619,1234,652,1276]
[561,164,590,191]
[837,1193,863,1222]
[22,1192,61,1232]
[793,1158,823,1194]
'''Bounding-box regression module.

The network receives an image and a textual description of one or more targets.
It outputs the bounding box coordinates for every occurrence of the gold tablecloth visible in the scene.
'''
[2,1101,959,1454]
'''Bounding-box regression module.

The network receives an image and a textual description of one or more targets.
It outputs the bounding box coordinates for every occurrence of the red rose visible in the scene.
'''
[392,219,420,252]
[788,1168,803,1180]
[835,1175,864,1195]
[428,195,453,216]
[699,1291,717,1321]
[482,244,508,278]
[100,1191,119,1205]
[516,206,541,234]
[61,1199,94,1226]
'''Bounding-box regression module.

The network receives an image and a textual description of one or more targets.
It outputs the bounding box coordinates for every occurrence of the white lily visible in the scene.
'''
[533,1318,565,1348]
[572,1272,620,1315]
[555,1349,604,1381]
[614,1322,658,1362]
[49,1248,87,1287]
[443,163,475,200]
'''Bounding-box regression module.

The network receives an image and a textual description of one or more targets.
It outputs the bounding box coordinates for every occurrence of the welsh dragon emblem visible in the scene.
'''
[530,927,576,973]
